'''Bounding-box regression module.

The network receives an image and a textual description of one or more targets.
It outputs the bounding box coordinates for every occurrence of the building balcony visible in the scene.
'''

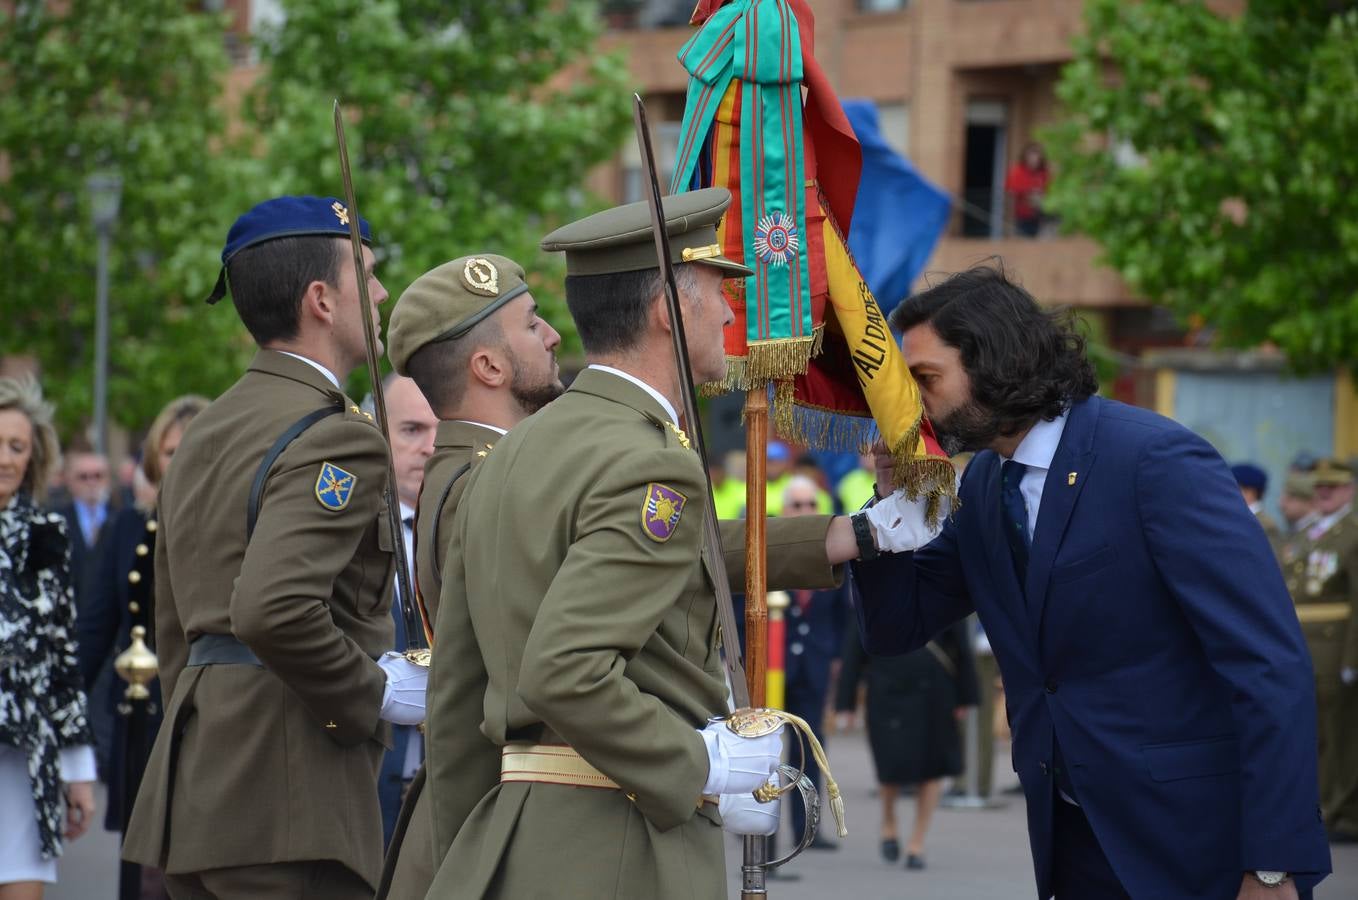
[922,234,1139,308]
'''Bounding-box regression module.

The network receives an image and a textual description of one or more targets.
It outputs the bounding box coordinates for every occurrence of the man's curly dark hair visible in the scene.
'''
[888,263,1098,437]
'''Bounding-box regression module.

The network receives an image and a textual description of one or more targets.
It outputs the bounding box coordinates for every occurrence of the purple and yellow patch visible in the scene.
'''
[641,482,688,543]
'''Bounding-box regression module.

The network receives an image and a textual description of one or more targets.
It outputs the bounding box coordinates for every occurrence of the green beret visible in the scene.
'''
[540,187,753,279]
[387,254,530,376]
[1284,472,1315,499]
[1312,458,1353,487]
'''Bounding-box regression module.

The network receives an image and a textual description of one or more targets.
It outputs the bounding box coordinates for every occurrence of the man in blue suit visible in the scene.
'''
[374,374,439,846]
[852,266,1330,898]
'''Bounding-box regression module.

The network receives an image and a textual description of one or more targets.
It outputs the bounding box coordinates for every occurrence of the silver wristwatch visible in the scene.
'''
[1251,870,1289,887]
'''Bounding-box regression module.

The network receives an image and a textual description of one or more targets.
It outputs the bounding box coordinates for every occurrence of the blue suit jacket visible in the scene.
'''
[853,396,1330,898]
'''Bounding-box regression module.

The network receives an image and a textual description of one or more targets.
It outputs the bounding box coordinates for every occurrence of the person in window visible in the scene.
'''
[1005,142,1050,238]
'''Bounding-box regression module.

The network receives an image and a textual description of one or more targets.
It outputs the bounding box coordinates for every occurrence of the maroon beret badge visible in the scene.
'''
[642,482,688,543]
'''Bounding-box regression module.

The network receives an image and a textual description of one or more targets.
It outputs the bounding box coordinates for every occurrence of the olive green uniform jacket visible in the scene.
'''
[425,368,842,900]
[379,420,503,900]
[1284,508,1358,832]
[123,351,395,890]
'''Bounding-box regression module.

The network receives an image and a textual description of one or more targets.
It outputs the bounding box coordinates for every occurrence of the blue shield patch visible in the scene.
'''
[315,462,357,511]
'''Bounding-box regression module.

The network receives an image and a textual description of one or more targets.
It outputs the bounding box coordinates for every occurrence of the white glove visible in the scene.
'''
[378,651,428,725]
[719,791,780,835]
[699,720,783,795]
[862,489,948,553]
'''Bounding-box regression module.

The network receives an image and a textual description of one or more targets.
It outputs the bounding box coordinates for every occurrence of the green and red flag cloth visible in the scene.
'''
[674,0,953,510]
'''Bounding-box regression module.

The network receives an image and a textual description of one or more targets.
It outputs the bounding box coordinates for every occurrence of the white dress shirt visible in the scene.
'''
[1000,410,1070,540]
[277,351,340,389]
[587,364,679,424]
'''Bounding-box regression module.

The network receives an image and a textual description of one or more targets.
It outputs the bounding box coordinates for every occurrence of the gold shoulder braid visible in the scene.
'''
[723,707,848,838]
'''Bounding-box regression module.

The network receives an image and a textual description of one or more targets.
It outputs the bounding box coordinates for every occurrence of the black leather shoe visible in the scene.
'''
[880,838,900,862]
[906,853,926,870]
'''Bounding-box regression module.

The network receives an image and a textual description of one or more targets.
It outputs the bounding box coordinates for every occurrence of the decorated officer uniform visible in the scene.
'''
[375,255,530,900]
[124,198,396,897]
[1285,461,1358,838]
[425,189,844,900]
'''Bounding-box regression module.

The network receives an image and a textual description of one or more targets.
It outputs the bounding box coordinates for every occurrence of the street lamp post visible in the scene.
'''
[86,173,122,456]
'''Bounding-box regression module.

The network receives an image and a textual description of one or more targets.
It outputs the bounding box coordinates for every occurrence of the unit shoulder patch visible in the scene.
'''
[641,482,688,543]
[315,461,357,511]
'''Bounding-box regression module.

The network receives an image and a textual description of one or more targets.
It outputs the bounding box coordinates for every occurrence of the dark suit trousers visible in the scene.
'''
[1051,795,1130,900]
[785,671,826,842]
[165,861,369,900]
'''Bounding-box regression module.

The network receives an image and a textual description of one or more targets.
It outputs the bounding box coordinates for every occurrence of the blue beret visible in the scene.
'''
[206,195,373,304]
[1231,463,1268,493]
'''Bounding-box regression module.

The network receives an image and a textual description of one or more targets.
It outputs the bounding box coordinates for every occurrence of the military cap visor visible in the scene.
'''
[1312,459,1354,487]
[540,187,753,279]
[206,195,373,304]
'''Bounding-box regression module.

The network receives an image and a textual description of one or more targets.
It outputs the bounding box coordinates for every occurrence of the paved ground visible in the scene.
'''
[50,728,1358,899]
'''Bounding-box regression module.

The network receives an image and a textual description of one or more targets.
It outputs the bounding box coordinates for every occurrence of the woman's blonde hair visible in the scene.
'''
[140,394,210,486]
[0,375,61,502]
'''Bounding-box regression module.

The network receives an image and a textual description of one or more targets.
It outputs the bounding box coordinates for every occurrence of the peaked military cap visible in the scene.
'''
[1312,458,1353,487]
[387,254,531,376]
[1284,471,1315,499]
[540,187,753,278]
[206,195,373,304]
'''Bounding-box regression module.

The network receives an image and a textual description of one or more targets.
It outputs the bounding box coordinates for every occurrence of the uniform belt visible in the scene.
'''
[1296,602,1351,624]
[499,743,718,807]
[500,743,620,789]
[187,633,262,667]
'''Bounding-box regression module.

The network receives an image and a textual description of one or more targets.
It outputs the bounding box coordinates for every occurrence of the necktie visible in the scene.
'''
[1001,460,1030,584]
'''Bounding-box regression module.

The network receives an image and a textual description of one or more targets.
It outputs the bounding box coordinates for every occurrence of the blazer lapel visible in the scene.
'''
[1025,398,1100,633]
[972,454,1037,645]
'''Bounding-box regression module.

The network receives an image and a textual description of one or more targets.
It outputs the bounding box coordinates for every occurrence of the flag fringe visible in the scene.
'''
[700,327,825,395]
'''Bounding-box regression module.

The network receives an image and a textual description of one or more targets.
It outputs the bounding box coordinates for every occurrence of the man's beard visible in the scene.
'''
[931,398,1002,457]
[510,363,565,415]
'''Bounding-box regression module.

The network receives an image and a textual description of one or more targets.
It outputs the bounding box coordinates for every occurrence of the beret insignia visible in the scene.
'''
[642,482,687,543]
[315,461,357,511]
[462,257,500,296]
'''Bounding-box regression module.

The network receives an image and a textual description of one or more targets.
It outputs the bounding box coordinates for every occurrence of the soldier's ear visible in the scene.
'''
[468,346,507,390]
[300,279,334,328]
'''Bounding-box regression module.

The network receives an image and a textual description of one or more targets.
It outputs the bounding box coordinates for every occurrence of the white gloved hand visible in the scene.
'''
[719,791,780,835]
[699,720,783,795]
[862,489,948,553]
[378,651,428,725]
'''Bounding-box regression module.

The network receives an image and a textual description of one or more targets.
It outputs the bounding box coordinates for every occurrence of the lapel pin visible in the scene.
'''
[1067,472,1077,486]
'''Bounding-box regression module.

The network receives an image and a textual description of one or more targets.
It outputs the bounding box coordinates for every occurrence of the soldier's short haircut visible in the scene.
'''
[564,264,700,357]
[405,315,504,417]
[226,236,345,346]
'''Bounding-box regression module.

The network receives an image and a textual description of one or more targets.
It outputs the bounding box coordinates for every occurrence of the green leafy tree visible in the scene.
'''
[244,0,634,369]
[1045,0,1358,371]
[0,0,254,435]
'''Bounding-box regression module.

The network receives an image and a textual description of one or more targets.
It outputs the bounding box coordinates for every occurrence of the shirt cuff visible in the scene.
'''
[59,745,98,783]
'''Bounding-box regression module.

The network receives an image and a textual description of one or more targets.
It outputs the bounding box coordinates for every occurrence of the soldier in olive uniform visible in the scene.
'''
[123,197,430,898]
[1283,459,1358,841]
[375,254,565,899]
[424,189,883,899]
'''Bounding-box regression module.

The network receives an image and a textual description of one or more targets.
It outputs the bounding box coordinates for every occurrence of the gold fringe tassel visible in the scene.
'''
[699,326,826,396]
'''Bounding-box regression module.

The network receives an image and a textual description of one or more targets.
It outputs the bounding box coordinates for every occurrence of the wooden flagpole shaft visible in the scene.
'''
[743,386,769,707]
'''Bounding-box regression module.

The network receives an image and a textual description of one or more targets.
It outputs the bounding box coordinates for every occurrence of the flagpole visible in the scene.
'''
[741,385,770,899]
[743,388,768,705]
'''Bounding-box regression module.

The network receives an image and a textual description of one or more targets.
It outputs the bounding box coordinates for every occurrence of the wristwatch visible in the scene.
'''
[850,511,880,561]
[1251,870,1289,887]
